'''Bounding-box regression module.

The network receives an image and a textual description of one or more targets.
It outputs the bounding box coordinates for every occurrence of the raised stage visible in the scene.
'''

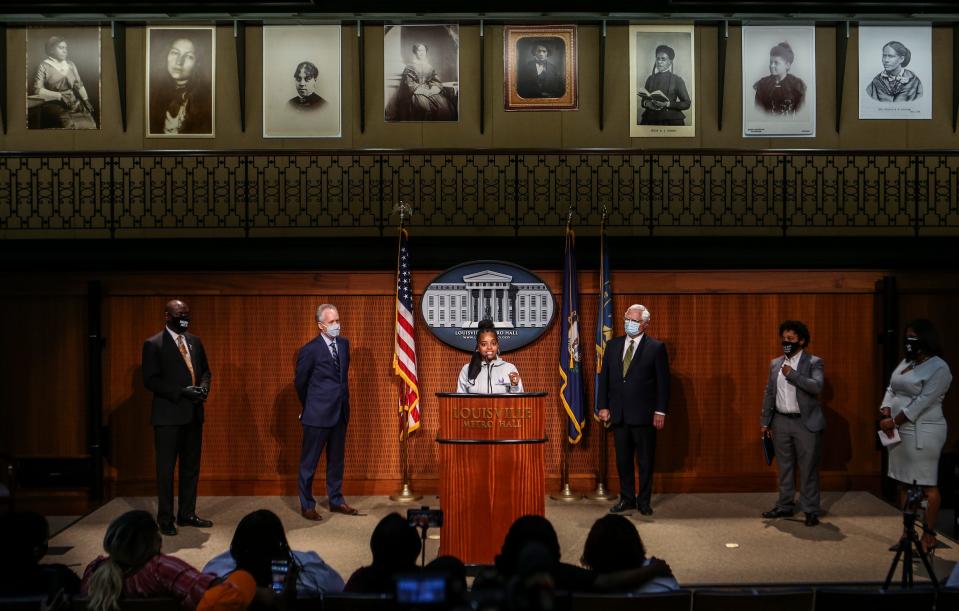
[46,491,957,586]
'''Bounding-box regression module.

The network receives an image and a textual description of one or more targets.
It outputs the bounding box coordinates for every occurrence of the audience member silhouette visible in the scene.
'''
[581,514,679,593]
[203,509,343,597]
[344,512,421,593]
[81,510,215,611]
[0,511,80,597]
[495,514,672,593]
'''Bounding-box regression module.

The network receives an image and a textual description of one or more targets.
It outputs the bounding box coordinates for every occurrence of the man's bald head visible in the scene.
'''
[165,300,191,333]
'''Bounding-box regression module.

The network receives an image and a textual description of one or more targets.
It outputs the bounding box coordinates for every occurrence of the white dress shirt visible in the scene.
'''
[776,350,803,414]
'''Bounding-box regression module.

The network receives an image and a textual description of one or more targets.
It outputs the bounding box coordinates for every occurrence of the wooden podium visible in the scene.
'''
[436,392,547,565]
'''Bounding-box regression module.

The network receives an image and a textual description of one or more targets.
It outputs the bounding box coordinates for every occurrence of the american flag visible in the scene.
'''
[393,228,420,436]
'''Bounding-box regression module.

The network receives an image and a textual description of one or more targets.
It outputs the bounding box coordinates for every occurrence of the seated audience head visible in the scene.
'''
[424,555,467,604]
[507,542,556,611]
[87,510,162,611]
[0,511,50,569]
[580,514,646,573]
[229,509,292,587]
[495,515,561,578]
[371,512,421,570]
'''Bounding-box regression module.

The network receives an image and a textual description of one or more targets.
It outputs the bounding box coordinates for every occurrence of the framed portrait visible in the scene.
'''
[384,24,459,122]
[504,25,577,111]
[858,25,932,120]
[263,25,342,138]
[742,25,816,138]
[25,26,100,130]
[629,25,695,137]
[146,26,215,138]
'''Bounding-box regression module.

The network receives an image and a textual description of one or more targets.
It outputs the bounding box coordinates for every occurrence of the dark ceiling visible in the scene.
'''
[0,1,953,16]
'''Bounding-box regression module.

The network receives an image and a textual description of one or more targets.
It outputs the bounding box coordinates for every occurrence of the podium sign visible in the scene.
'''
[436,392,547,564]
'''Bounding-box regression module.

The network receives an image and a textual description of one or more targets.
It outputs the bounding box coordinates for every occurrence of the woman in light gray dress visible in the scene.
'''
[879,319,952,553]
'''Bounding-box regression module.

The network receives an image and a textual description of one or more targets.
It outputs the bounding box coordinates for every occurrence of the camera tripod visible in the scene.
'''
[882,489,938,590]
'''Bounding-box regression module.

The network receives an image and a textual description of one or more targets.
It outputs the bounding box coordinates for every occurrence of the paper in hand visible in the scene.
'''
[878,428,901,447]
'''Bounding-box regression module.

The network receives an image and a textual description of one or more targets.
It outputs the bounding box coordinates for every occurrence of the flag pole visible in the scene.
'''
[390,201,421,503]
[588,206,615,501]
[551,208,582,502]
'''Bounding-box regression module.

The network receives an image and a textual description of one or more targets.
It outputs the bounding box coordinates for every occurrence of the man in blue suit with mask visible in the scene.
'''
[295,303,359,520]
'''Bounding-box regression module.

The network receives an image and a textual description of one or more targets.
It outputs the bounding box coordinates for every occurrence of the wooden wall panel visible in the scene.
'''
[1,270,907,495]
[0,297,87,457]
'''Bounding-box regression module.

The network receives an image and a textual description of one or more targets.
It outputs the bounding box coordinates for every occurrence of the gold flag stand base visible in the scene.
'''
[389,483,422,503]
[586,482,615,501]
[550,483,582,502]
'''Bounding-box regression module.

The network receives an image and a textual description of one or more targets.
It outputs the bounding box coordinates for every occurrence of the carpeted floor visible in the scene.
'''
[45,491,958,586]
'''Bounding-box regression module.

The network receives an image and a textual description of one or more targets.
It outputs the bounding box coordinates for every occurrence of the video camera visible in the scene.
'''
[407,506,443,529]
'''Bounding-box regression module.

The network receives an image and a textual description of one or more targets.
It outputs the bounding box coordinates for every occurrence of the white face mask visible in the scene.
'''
[324,322,341,338]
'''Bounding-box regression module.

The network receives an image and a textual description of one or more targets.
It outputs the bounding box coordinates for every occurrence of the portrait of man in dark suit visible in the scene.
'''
[295,303,359,520]
[597,304,670,516]
[141,299,213,536]
[516,38,566,99]
[760,320,825,527]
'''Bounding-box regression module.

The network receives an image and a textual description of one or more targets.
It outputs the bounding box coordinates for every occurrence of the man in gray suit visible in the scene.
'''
[760,320,825,526]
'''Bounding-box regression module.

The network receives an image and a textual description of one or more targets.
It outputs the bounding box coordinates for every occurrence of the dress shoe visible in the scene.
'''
[638,504,654,516]
[761,507,795,519]
[330,503,359,516]
[301,508,322,521]
[159,522,177,536]
[804,513,820,527]
[177,515,213,528]
[609,499,635,514]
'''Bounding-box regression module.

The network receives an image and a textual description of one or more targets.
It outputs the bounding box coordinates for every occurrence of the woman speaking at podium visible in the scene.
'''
[457,320,524,394]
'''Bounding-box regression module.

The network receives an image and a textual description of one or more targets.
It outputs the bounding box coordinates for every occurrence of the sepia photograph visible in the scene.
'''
[504,25,577,111]
[384,24,459,122]
[146,26,215,138]
[263,25,342,138]
[629,24,695,137]
[858,25,932,120]
[26,26,101,130]
[742,25,816,138]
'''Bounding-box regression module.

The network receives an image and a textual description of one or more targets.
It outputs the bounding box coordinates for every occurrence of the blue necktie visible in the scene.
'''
[330,341,341,376]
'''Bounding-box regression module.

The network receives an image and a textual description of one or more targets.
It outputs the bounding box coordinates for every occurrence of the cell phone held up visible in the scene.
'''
[270,557,290,595]
[407,506,443,529]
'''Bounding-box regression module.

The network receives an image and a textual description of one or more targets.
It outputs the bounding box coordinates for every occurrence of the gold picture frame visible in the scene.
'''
[504,25,577,111]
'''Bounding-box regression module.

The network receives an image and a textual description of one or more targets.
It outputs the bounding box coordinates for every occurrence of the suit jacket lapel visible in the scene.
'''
[163,329,192,380]
[624,335,648,379]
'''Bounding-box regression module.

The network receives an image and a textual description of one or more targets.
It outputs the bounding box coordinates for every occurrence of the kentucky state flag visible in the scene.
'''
[594,220,613,422]
[559,226,586,444]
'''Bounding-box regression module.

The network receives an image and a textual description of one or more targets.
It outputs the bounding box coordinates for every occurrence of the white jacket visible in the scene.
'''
[457,357,524,394]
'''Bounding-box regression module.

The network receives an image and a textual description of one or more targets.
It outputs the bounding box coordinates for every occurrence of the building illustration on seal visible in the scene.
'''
[422,269,554,329]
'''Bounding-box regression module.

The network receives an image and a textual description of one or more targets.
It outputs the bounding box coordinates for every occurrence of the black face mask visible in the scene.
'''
[904,336,923,360]
[782,340,802,356]
[167,316,190,333]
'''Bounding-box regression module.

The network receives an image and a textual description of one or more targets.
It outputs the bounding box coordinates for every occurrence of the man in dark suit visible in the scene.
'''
[142,299,212,536]
[516,41,565,99]
[598,304,670,515]
[295,303,359,520]
[760,320,825,527]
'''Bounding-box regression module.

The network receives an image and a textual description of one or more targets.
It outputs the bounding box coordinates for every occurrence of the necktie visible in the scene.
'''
[330,341,341,377]
[623,339,635,379]
[176,335,196,385]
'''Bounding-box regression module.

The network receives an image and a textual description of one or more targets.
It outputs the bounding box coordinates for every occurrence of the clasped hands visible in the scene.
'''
[878,406,898,438]
[597,408,665,430]
[181,385,209,402]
